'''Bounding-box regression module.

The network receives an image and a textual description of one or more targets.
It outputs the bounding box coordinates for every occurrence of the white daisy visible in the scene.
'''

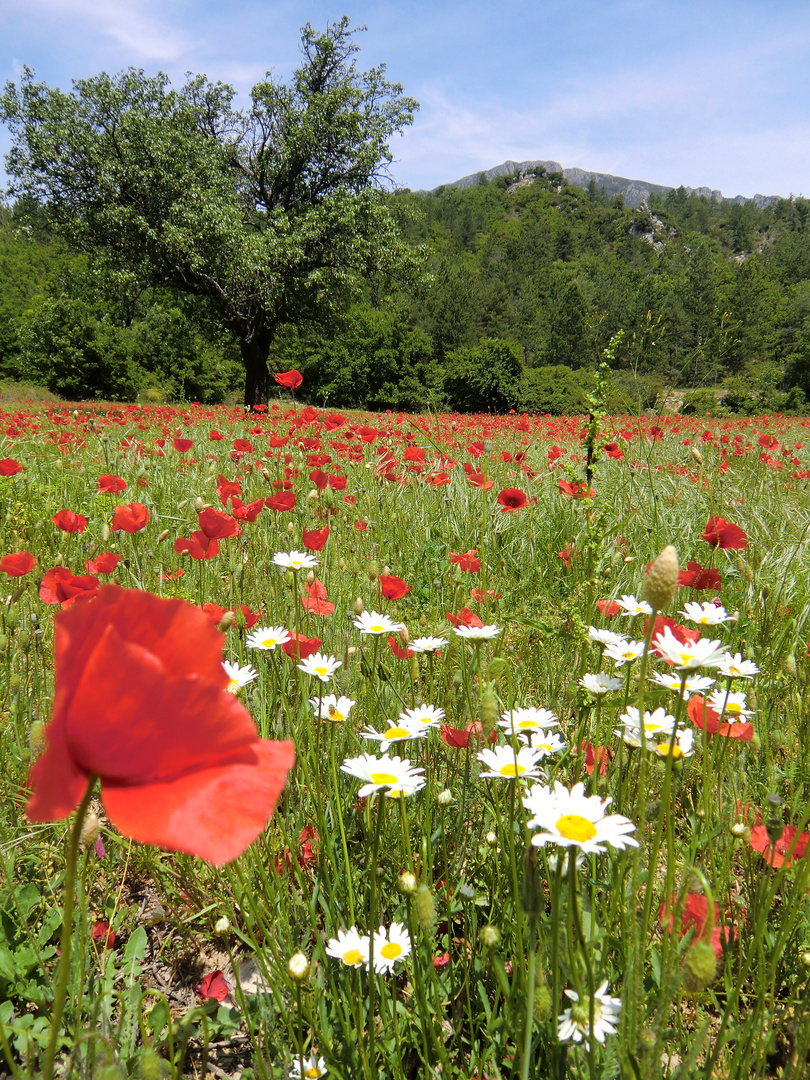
[523,781,639,853]
[499,707,559,735]
[222,660,259,694]
[477,745,545,780]
[680,601,731,626]
[603,638,646,667]
[616,593,653,617]
[557,980,622,1050]
[297,652,342,682]
[652,626,728,670]
[310,694,356,722]
[371,922,411,974]
[361,716,433,752]
[246,624,291,651]
[409,636,448,654]
[518,729,567,757]
[578,672,623,695]
[399,703,445,727]
[650,670,715,696]
[620,706,676,739]
[716,652,760,680]
[324,927,369,968]
[707,689,753,720]
[340,753,425,798]
[288,1055,327,1079]
[653,728,695,760]
[273,550,318,571]
[588,627,628,647]
[353,610,404,635]
[453,623,501,640]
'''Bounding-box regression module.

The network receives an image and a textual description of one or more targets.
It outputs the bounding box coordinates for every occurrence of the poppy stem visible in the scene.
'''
[42,775,97,1080]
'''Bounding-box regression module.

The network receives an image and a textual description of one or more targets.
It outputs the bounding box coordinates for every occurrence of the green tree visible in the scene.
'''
[1,19,420,405]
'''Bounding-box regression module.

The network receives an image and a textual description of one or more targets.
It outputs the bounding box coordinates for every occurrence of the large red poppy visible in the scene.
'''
[302,527,330,551]
[274,369,303,389]
[53,510,88,534]
[197,508,242,540]
[0,458,23,476]
[174,531,219,560]
[496,488,527,511]
[26,587,295,865]
[678,561,722,591]
[282,632,322,660]
[0,552,36,577]
[98,475,127,494]
[39,567,100,608]
[659,893,733,961]
[265,492,297,513]
[700,517,748,550]
[85,553,121,575]
[380,574,410,600]
[112,502,150,534]
[749,824,809,868]
[686,695,754,741]
[449,550,481,573]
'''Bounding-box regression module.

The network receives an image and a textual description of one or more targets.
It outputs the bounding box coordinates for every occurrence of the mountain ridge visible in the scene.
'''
[432,158,782,208]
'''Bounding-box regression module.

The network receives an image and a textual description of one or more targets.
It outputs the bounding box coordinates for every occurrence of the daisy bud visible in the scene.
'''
[478,924,500,949]
[353,597,365,615]
[217,611,236,632]
[486,830,497,845]
[681,941,717,991]
[287,952,310,982]
[642,545,679,612]
[382,565,391,577]
[307,489,319,501]
[414,885,436,932]
[157,529,170,543]
[480,686,499,739]
[437,789,453,806]
[691,447,703,465]
[214,916,230,933]
[398,871,418,895]
[80,813,100,849]
[102,524,110,542]
[195,497,204,512]
[730,821,747,839]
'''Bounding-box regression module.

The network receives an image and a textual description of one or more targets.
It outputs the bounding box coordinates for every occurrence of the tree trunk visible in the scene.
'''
[240,332,272,408]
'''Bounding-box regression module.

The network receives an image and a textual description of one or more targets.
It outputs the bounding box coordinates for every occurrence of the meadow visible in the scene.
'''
[1,389,810,1080]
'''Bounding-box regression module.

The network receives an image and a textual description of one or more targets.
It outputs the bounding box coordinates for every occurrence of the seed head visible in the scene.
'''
[642,545,679,611]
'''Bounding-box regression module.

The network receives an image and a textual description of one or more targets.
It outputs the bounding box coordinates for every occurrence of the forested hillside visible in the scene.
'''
[4,164,810,412]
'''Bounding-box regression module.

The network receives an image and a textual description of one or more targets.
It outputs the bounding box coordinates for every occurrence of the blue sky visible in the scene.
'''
[2,0,809,199]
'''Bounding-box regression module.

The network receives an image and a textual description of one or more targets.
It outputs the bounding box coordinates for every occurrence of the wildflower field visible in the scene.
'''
[2,391,810,1080]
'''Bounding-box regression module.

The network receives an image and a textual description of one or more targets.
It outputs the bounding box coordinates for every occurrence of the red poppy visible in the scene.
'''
[647,616,700,660]
[470,588,501,602]
[749,824,809,868]
[0,458,23,476]
[324,413,346,431]
[112,502,150,534]
[85,553,121,575]
[198,971,230,1002]
[659,893,733,961]
[581,740,613,776]
[201,603,227,625]
[233,604,263,630]
[433,951,450,969]
[700,517,748,550]
[209,430,224,441]
[91,920,116,948]
[558,479,594,499]
[232,439,255,454]
[597,599,621,618]
[388,634,414,659]
[441,721,497,748]
[53,509,88,534]
[282,632,322,660]
[98,475,127,494]
[467,472,495,491]
[274,369,303,390]
[172,438,194,453]
[216,475,242,503]
[446,608,484,629]
[302,526,329,551]
[603,442,624,461]
[355,519,368,531]
[686,695,754,741]
[198,508,242,540]
[39,567,100,609]
[425,472,451,486]
[173,531,219,560]
[496,488,527,511]
[300,579,335,616]
[308,468,328,490]
[557,544,573,567]
[0,551,36,577]
[328,473,347,491]
[678,561,722,591]
[358,426,379,443]
[265,492,297,513]
[449,550,481,574]
[230,496,265,522]
[26,587,295,865]
[380,574,410,600]
[160,568,185,580]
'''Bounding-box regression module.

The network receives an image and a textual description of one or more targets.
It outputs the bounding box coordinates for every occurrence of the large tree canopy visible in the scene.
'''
[1,18,420,405]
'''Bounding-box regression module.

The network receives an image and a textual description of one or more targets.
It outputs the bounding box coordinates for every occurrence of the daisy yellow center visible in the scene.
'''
[328,706,345,721]
[227,679,239,691]
[679,652,693,665]
[370,772,398,786]
[342,948,362,965]
[262,638,277,648]
[381,942,402,960]
[537,743,552,753]
[384,726,409,740]
[517,720,537,729]
[725,702,741,715]
[370,623,384,632]
[499,762,525,777]
[314,666,328,676]
[305,1068,322,1078]
[556,814,597,843]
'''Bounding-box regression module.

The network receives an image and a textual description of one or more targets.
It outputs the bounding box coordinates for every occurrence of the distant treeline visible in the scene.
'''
[3,167,810,412]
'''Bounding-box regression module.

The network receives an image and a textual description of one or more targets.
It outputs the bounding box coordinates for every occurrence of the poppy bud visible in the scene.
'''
[478,924,500,948]
[785,653,796,678]
[6,607,18,629]
[398,871,418,895]
[338,558,347,572]
[414,885,435,932]
[761,586,770,602]
[98,1066,125,1080]
[480,686,499,739]
[409,656,419,683]
[18,631,30,652]
[691,447,703,465]
[642,545,679,612]
[287,952,310,982]
[368,561,379,582]
[766,817,784,844]
[306,570,315,585]
[382,565,391,577]
[801,952,810,968]
[102,524,110,542]
[29,721,45,757]
[287,521,295,535]
[135,1049,163,1080]
[399,625,410,646]
[80,813,100,848]
[0,635,7,653]
[54,552,64,566]
[157,529,170,543]
[195,497,204,512]
[217,611,236,632]
[533,980,552,1021]
[307,489,319,501]
[353,597,365,615]
[9,674,20,695]
[681,941,717,991]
